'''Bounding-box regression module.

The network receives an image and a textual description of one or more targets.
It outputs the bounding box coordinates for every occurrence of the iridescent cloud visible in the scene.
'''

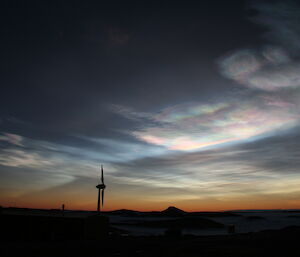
[220,2,300,92]
[220,49,263,84]
[122,95,299,151]
[219,46,300,91]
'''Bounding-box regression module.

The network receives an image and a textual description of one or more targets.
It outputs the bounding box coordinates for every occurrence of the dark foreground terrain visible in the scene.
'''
[1,207,300,256]
[1,226,300,257]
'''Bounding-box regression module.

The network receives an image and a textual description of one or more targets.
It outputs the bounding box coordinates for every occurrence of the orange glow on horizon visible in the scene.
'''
[1,195,300,212]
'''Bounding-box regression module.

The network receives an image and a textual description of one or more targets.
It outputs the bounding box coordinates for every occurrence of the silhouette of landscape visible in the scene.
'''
[1,206,300,256]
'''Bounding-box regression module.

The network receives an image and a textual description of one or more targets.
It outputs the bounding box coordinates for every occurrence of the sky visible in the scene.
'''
[1,0,300,211]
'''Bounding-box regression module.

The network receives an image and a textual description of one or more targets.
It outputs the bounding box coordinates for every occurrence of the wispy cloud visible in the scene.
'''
[109,104,153,121]
[0,133,24,147]
[109,129,300,203]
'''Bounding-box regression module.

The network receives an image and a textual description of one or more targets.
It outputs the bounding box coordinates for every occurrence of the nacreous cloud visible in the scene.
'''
[113,94,299,152]
[219,47,300,91]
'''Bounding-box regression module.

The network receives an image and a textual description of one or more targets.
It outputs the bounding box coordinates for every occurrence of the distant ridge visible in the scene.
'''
[3,206,239,218]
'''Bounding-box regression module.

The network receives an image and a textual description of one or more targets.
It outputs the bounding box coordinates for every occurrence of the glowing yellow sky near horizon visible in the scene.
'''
[1,174,300,212]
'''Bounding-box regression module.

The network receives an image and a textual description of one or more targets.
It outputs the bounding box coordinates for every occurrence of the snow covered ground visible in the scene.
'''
[108,211,300,236]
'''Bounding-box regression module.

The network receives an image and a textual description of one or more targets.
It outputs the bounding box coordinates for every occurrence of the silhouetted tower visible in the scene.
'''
[96,165,106,212]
